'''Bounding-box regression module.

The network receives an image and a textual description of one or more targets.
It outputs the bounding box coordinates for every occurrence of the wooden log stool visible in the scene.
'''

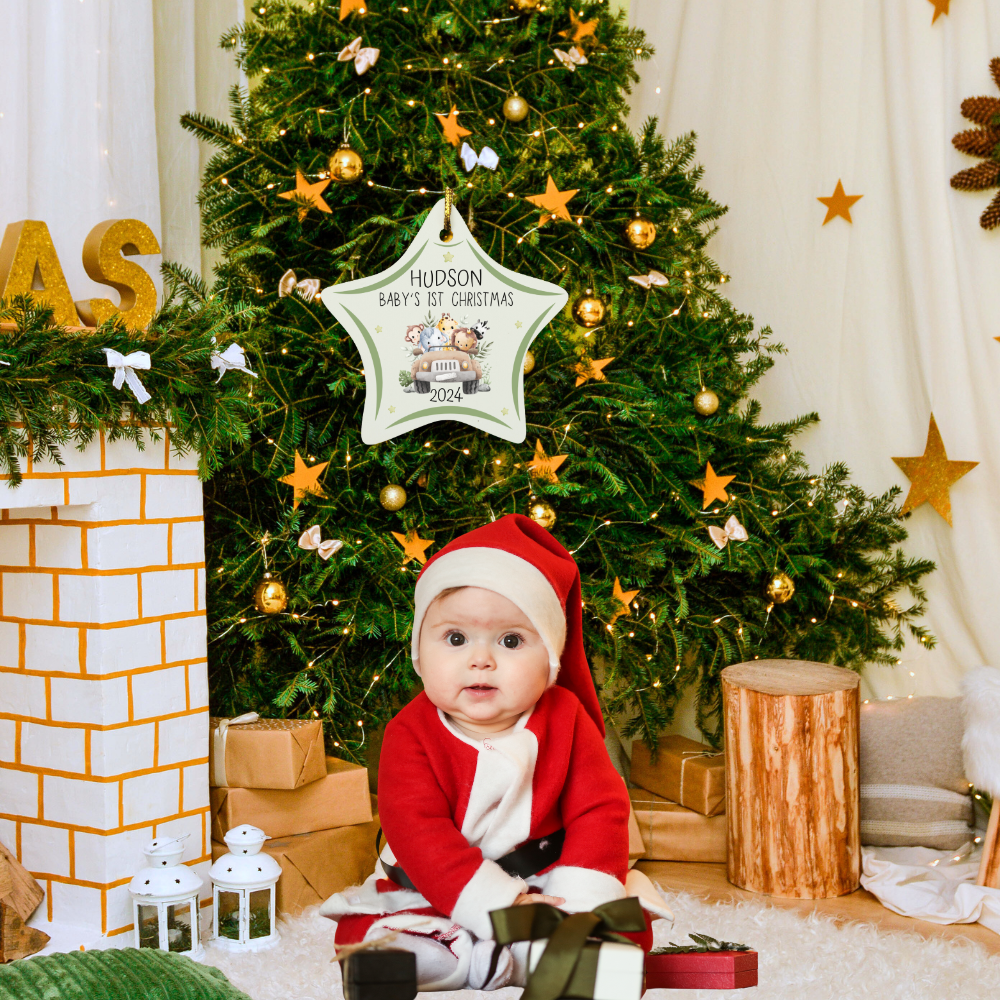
[721,659,860,898]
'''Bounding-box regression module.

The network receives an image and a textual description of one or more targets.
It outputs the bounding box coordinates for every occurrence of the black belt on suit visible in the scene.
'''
[376,827,566,891]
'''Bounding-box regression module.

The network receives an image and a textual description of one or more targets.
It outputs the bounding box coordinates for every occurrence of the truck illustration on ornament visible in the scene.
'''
[402,312,492,397]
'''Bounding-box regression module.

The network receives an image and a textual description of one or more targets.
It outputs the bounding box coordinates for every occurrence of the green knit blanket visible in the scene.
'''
[0,948,252,1000]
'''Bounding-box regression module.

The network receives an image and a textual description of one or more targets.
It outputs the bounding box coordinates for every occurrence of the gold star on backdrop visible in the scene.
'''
[559,9,598,43]
[279,170,332,221]
[525,176,579,223]
[279,451,329,509]
[575,357,614,386]
[892,414,977,525]
[435,105,472,146]
[817,180,863,225]
[443,251,454,262]
[692,462,735,509]
[527,439,567,483]
[339,0,368,19]
[610,577,640,625]
[928,0,950,23]
[501,407,509,416]
[391,528,434,565]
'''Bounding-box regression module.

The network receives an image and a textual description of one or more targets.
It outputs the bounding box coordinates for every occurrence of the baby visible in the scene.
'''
[321,515,666,990]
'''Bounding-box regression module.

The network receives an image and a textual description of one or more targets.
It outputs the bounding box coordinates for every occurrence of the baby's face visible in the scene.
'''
[418,587,550,732]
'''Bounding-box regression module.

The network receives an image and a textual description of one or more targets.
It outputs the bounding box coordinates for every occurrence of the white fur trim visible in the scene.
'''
[364,912,473,991]
[538,865,625,914]
[437,712,538,860]
[412,547,566,684]
[962,666,1000,797]
[450,859,527,940]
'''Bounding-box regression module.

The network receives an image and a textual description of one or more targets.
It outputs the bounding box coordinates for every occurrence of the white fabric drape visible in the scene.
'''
[0,0,246,312]
[0,0,163,308]
[629,0,1000,700]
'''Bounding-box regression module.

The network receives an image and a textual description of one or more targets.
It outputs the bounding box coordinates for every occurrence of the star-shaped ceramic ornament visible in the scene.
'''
[321,198,568,444]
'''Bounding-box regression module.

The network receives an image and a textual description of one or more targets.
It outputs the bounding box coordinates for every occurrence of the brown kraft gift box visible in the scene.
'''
[629,734,725,817]
[212,796,380,915]
[210,716,327,789]
[629,788,727,862]
[211,757,372,842]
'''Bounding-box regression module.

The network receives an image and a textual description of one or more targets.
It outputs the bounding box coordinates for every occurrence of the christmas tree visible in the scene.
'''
[180,0,934,750]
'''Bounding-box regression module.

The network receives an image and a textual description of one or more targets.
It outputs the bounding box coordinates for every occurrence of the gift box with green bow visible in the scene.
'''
[488,897,646,1000]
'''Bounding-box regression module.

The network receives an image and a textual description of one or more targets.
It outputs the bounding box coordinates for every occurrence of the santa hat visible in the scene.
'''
[410,514,604,736]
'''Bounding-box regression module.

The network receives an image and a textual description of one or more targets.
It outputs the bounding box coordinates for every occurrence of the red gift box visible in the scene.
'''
[645,950,758,990]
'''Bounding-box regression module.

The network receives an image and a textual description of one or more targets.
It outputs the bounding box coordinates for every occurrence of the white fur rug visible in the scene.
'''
[201,888,1000,1000]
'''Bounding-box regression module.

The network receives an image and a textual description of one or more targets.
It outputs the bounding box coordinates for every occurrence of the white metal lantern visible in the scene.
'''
[208,825,281,952]
[128,834,204,959]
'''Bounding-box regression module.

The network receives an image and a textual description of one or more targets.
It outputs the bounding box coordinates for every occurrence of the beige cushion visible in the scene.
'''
[860,697,974,849]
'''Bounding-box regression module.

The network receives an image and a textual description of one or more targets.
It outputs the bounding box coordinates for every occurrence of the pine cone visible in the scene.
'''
[991,56,1000,92]
[961,95,1000,127]
[950,160,1000,191]
[952,127,1000,157]
[980,189,1000,230]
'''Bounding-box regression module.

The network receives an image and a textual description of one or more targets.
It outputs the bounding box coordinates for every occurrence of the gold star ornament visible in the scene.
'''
[559,9,598,43]
[692,462,735,509]
[928,0,950,23]
[893,414,977,525]
[279,451,330,509]
[525,176,579,224]
[392,528,434,565]
[527,439,568,483]
[435,105,472,147]
[610,577,640,625]
[817,180,863,225]
[279,170,332,221]
[339,0,368,18]
[575,357,614,386]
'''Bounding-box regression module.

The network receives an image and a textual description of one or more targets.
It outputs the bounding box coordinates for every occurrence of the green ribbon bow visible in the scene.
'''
[489,897,645,1000]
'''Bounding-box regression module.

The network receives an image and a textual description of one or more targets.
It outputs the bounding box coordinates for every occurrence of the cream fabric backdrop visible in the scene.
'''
[629,0,1000,701]
[0,0,245,309]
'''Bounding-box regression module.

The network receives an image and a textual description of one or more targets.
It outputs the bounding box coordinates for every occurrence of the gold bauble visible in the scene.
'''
[764,572,795,605]
[572,293,607,328]
[503,94,530,122]
[379,484,407,511]
[528,499,557,530]
[523,349,536,374]
[509,0,540,10]
[328,144,364,184]
[694,389,720,416]
[254,576,289,615]
[625,216,657,250]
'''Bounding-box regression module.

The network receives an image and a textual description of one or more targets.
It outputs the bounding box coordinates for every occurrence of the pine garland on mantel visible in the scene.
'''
[0,292,255,484]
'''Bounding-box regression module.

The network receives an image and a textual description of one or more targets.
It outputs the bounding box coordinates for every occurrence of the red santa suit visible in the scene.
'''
[321,515,670,990]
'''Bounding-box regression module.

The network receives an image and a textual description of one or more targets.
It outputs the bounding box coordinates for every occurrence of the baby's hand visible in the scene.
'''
[512,893,565,907]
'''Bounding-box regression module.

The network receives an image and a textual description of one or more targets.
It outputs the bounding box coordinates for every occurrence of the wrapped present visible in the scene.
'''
[627,805,644,869]
[212,796,379,915]
[211,756,372,841]
[629,734,725,816]
[645,936,758,990]
[629,788,727,862]
[210,713,327,789]
[341,948,417,1000]
[490,898,645,1000]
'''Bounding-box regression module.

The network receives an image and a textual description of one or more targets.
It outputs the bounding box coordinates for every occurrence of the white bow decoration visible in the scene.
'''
[102,348,151,405]
[459,142,500,173]
[338,36,380,75]
[298,525,344,560]
[707,515,749,550]
[628,270,669,289]
[210,343,258,383]
[278,268,322,302]
[553,46,588,71]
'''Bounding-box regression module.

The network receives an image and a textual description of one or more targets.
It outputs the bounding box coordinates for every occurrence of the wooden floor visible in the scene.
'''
[638,861,1000,956]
